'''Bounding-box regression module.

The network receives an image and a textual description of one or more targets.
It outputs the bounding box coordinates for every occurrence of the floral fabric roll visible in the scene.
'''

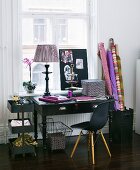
[110,43,125,111]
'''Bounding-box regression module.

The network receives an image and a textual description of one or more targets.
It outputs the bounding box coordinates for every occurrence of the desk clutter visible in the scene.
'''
[38,95,100,103]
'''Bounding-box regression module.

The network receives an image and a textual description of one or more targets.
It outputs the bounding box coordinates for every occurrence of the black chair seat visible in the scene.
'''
[71,121,90,130]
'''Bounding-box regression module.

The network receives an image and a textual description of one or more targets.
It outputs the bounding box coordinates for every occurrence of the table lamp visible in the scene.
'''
[34,44,58,96]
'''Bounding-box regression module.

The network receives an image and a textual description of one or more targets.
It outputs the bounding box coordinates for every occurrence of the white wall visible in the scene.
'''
[97,0,140,110]
[136,59,140,134]
[0,0,140,143]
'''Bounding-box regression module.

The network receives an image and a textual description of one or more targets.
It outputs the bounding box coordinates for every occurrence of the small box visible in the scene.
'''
[47,133,65,150]
[81,79,105,97]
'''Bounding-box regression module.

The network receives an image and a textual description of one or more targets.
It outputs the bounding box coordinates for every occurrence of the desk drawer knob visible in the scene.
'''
[59,106,66,110]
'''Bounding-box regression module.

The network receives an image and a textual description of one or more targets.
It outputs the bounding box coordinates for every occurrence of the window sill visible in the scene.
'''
[18,89,83,97]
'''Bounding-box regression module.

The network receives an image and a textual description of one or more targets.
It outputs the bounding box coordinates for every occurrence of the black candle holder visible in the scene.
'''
[42,64,52,96]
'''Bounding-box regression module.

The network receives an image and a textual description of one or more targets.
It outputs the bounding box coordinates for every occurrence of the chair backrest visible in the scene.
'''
[89,100,113,132]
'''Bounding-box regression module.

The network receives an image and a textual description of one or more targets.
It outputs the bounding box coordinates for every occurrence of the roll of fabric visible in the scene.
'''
[109,39,125,111]
[106,50,119,110]
[98,42,112,96]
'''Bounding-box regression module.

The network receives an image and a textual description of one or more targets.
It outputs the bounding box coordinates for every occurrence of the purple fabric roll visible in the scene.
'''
[106,50,119,110]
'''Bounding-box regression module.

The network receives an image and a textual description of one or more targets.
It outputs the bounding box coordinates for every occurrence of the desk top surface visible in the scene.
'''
[32,95,109,106]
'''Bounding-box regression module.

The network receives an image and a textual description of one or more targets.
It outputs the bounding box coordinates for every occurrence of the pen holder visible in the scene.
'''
[68,90,73,98]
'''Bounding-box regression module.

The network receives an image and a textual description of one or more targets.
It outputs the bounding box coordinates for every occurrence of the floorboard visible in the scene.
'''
[0,133,140,170]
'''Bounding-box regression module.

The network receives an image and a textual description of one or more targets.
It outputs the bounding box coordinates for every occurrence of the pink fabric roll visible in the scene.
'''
[98,42,112,96]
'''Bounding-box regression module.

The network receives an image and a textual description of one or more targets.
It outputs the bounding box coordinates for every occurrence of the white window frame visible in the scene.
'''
[20,0,98,92]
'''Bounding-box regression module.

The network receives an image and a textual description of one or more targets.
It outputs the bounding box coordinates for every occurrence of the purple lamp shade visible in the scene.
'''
[34,44,58,62]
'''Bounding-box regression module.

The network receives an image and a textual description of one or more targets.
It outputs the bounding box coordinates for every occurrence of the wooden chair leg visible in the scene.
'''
[90,132,95,164]
[88,132,91,152]
[70,130,82,158]
[100,130,111,157]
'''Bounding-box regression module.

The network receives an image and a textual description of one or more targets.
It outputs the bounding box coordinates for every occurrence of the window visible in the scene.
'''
[21,0,94,92]
[32,64,45,91]
[57,19,68,44]
[33,19,47,43]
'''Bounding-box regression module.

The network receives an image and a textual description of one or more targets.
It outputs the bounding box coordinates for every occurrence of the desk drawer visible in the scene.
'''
[42,102,93,115]
[7,100,34,113]
[43,104,74,115]
[74,103,93,113]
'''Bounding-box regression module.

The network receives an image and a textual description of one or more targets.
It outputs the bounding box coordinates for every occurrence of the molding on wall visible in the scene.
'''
[0,126,8,144]
[0,111,136,144]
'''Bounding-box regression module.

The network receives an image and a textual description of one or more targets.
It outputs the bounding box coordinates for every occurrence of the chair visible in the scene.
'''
[70,99,114,164]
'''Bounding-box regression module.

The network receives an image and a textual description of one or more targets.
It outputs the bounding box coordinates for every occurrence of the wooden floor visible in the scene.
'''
[1,133,140,170]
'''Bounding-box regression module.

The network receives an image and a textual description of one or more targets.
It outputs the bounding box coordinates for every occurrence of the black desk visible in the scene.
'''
[32,96,112,149]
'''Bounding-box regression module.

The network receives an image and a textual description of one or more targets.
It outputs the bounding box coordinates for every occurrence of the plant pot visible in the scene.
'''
[26,89,34,93]
[23,81,36,93]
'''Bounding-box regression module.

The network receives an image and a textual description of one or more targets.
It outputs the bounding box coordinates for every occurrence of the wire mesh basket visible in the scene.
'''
[46,121,73,135]
[40,118,73,151]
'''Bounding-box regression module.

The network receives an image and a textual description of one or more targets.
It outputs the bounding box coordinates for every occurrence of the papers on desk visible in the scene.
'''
[95,96,108,100]
[73,95,109,101]
[39,95,108,103]
[39,95,73,103]
[11,120,31,127]
[72,96,96,102]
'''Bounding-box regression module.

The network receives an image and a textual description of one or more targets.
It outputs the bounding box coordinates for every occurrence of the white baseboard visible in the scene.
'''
[0,124,109,144]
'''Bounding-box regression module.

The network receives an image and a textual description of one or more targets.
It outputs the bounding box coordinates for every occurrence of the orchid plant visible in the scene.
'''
[23,58,36,92]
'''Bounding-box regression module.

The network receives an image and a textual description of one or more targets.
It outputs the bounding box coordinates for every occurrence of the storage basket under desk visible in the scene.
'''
[39,121,73,151]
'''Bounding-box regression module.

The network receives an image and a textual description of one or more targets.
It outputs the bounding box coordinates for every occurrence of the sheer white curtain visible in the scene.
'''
[88,0,98,79]
[0,0,21,143]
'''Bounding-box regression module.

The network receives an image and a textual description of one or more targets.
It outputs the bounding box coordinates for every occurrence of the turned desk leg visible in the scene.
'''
[34,110,38,141]
[42,115,47,149]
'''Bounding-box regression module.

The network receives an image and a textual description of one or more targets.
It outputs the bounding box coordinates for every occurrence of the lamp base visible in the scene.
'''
[43,91,50,96]
[42,64,52,97]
